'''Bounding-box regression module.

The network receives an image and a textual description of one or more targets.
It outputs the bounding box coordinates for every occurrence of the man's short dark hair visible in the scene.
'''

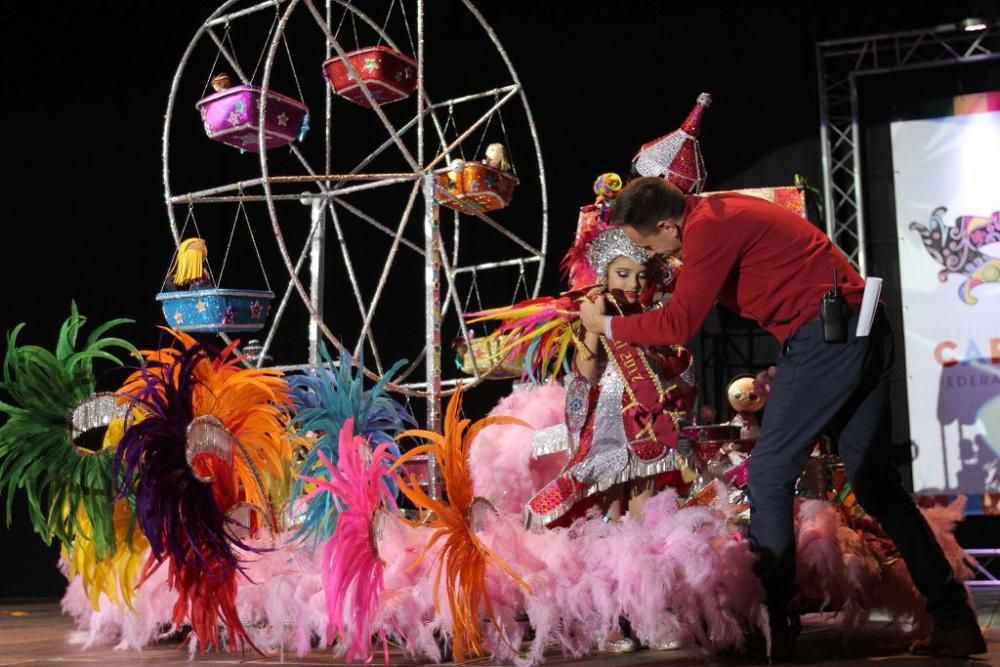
[612,177,686,234]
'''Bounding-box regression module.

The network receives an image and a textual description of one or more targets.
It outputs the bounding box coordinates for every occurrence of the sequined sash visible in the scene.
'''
[601,337,679,462]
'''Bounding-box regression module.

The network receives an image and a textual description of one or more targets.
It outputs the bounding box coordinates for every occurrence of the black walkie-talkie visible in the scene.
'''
[820,268,847,344]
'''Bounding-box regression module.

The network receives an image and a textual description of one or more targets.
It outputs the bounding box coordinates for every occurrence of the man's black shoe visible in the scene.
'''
[768,613,799,664]
[910,621,987,658]
[732,614,799,664]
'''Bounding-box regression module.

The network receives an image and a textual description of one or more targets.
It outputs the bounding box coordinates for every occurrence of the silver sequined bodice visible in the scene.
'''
[590,362,627,451]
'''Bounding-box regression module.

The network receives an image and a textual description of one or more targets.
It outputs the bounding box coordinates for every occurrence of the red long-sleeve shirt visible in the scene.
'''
[610,193,865,346]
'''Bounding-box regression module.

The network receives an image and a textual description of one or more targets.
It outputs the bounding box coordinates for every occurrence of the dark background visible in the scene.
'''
[1,0,997,597]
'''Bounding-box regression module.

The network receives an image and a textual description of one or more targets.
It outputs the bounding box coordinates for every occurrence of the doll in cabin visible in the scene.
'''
[164,237,213,291]
[482,142,511,172]
[210,72,233,91]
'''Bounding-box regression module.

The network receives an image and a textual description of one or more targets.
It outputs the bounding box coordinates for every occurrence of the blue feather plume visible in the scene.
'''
[288,346,413,544]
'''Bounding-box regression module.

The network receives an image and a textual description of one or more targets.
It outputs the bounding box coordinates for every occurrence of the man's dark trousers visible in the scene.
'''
[747,309,974,629]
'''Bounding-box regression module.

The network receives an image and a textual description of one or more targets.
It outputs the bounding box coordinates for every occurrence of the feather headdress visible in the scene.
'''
[298,418,397,663]
[115,332,292,653]
[466,291,586,383]
[465,179,650,383]
[288,347,413,544]
[0,303,136,559]
[560,179,647,290]
[392,387,531,661]
[119,329,293,528]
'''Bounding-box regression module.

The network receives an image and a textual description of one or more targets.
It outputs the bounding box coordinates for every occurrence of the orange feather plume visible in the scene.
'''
[120,328,292,530]
[392,387,531,661]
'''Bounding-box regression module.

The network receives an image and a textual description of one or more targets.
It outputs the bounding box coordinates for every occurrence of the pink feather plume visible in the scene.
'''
[299,418,397,664]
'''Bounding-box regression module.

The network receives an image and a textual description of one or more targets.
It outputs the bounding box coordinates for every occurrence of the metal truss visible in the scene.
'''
[817,18,1000,275]
[966,549,1000,587]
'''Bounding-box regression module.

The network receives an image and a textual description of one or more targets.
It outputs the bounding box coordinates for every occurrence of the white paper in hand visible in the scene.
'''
[855,277,883,337]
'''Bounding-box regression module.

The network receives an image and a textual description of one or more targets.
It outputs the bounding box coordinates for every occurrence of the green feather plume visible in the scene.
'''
[0,302,137,559]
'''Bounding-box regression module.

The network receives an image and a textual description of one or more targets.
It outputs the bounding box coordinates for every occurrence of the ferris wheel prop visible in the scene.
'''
[161,0,548,428]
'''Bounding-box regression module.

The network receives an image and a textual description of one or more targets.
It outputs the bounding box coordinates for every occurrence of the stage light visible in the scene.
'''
[962,18,987,31]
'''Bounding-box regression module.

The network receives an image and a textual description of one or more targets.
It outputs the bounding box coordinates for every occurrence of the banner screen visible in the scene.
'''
[890,93,1000,508]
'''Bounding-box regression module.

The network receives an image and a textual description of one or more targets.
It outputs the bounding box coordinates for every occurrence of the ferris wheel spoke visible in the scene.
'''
[329,196,424,256]
[204,27,252,84]
[333,97,450,187]
[288,142,424,197]
[336,112,422,182]
[256,199,327,366]
[300,0,422,174]
[324,201,387,375]
[205,0,287,27]
[167,173,423,205]
[286,143,424,257]
[393,345,425,384]
[434,187,542,258]
[452,256,542,275]
[352,179,423,357]
[424,85,520,172]
[426,85,519,111]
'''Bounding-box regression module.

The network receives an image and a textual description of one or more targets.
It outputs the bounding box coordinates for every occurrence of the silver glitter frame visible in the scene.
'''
[67,392,131,450]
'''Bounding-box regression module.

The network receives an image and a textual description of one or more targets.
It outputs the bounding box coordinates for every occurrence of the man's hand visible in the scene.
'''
[579,295,607,335]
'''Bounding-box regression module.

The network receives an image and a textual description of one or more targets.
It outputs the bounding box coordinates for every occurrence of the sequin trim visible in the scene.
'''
[531,424,572,459]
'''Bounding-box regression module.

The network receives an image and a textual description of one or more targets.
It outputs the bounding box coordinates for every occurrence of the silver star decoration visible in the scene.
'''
[276,112,289,127]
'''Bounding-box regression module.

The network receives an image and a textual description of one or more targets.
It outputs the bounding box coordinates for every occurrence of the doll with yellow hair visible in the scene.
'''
[164,238,212,290]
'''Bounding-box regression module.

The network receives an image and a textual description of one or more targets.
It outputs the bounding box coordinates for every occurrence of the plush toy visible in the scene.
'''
[727,374,766,439]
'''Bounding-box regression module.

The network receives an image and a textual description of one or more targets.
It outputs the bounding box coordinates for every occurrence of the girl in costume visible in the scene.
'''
[473,178,697,530]
[470,189,758,655]
[527,210,695,530]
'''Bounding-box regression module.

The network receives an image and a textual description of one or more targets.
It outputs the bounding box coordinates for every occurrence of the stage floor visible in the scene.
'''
[1,589,998,666]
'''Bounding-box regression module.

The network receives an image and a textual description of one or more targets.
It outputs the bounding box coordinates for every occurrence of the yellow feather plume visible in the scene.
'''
[66,500,148,611]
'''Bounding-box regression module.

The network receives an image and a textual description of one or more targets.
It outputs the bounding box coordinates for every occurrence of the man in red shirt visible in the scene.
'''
[579,177,985,661]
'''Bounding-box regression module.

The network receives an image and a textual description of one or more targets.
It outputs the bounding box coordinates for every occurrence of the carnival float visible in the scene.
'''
[0,1,973,664]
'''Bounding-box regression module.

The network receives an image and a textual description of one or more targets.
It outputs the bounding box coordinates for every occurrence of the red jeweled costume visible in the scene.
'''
[524,337,696,528]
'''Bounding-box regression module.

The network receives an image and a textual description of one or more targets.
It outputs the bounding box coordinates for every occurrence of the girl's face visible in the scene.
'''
[606,256,647,303]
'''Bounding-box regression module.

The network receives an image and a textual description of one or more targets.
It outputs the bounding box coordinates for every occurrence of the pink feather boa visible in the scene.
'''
[468,383,568,515]
[60,496,976,663]
[60,554,175,651]
[57,376,978,664]
[793,496,974,634]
